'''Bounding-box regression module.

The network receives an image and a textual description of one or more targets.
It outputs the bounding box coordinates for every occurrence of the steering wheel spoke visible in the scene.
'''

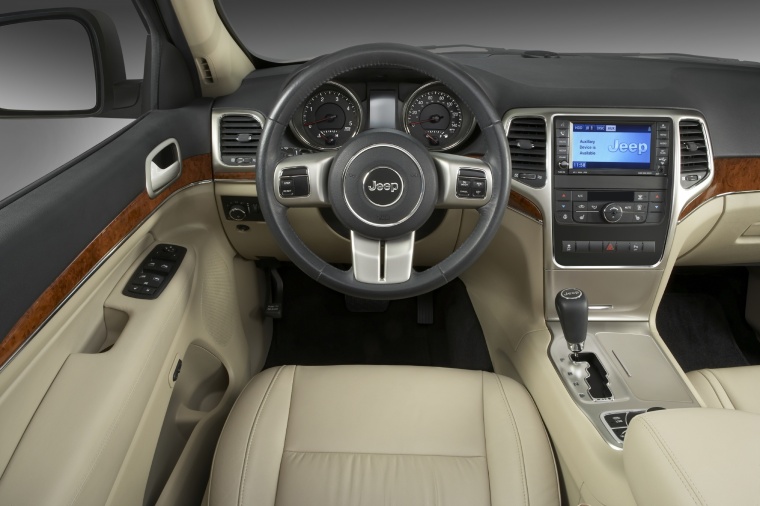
[273,151,334,207]
[351,231,415,284]
[432,153,494,209]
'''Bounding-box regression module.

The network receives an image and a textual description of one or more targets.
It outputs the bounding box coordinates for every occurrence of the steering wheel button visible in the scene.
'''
[457,188,472,198]
[471,188,486,199]
[280,179,294,188]
[457,178,472,188]
[280,188,295,198]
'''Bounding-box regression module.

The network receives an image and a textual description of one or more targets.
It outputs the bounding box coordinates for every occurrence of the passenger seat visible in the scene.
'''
[687,366,760,413]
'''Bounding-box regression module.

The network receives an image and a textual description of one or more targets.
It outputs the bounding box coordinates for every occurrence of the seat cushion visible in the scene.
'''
[208,365,559,506]
[687,366,760,413]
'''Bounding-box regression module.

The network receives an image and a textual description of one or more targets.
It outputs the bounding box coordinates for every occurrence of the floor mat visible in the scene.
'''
[263,265,493,371]
[656,267,760,372]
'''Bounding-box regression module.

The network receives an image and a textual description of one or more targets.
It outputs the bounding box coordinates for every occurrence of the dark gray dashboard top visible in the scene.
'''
[214,53,760,158]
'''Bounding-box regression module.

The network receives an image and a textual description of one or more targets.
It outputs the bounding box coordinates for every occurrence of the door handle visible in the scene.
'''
[145,138,181,198]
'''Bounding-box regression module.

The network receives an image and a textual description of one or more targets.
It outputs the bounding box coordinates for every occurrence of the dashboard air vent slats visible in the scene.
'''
[679,119,710,188]
[508,117,547,188]
[219,114,262,166]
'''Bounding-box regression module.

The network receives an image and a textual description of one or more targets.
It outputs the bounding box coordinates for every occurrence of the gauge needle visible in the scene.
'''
[425,132,440,145]
[303,114,337,127]
[408,114,444,126]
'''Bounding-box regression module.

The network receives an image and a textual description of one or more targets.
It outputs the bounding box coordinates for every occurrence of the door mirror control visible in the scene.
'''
[123,244,187,300]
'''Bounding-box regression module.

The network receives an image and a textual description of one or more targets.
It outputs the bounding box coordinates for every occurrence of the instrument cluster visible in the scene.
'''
[289,80,476,152]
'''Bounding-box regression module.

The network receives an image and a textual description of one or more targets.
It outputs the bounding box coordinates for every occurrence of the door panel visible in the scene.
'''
[0,101,211,365]
[0,183,258,504]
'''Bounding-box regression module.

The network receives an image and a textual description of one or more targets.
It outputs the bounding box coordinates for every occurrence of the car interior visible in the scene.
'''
[1,1,760,505]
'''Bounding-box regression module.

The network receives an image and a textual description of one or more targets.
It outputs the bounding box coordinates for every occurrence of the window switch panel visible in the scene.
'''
[123,244,186,300]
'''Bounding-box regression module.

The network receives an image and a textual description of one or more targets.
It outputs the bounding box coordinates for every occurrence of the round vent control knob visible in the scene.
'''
[228,205,247,221]
[602,203,623,223]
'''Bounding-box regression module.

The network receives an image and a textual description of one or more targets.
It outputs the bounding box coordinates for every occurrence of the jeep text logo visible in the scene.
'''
[363,167,403,207]
[367,181,399,192]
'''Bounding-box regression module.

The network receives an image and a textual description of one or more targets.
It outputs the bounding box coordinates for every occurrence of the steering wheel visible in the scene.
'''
[257,43,510,300]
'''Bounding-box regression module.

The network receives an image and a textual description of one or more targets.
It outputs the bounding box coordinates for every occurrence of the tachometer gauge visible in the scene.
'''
[403,82,475,151]
[290,82,363,150]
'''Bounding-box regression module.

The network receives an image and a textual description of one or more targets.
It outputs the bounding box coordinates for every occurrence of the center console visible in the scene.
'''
[553,117,672,267]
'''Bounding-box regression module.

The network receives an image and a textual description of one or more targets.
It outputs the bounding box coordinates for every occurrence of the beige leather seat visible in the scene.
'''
[208,365,559,506]
[687,366,760,413]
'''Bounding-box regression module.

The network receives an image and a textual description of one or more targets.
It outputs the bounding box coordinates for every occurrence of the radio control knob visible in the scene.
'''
[228,205,247,221]
[603,204,623,223]
[558,160,570,170]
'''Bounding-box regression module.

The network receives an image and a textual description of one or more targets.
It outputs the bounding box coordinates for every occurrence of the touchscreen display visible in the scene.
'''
[570,123,652,172]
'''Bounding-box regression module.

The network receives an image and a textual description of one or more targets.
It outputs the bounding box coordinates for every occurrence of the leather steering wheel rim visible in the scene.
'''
[257,43,510,299]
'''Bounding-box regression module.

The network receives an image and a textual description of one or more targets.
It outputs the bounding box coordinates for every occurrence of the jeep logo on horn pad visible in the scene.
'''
[363,167,403,207]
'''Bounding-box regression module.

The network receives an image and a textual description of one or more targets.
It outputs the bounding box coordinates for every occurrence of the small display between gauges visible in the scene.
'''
[290,82,363,150]
[403,82,475,151]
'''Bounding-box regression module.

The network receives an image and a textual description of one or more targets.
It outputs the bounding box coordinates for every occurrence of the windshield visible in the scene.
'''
[217,0,760,64]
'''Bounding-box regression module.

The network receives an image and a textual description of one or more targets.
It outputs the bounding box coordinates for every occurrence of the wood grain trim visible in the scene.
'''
[0,154,212,369]
[509,191,543,222]
[214,171,256,181]
[679,158,760,220]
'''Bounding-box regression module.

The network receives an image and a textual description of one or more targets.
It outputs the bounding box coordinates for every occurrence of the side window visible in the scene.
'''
[0,0,147,202]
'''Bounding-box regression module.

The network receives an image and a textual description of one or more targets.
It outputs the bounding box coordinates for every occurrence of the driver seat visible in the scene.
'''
[208,365,559,505]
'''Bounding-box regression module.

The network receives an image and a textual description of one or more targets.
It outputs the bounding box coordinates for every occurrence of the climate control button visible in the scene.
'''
[602,203,623,223]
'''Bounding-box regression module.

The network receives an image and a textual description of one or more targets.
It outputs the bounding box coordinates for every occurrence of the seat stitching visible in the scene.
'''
[481,371,494,506]
[494,375,528,506]
[692,371,724,408]
[703,370,735,409]
[272,365,297,504]
[638,418,706,505]
[282,450,487,458]
[238,366,286,506]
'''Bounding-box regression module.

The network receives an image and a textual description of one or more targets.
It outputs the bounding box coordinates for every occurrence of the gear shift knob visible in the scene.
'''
[555,288,588,356]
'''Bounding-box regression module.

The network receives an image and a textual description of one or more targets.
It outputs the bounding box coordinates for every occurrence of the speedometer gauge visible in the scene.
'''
[290,82,363,150]
[403,82,475,151]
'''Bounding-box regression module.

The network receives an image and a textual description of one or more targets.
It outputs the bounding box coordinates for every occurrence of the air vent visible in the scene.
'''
[679,120,710,188]
[195,57,214,84]
[508,117,547,187]
[219,114,262,166]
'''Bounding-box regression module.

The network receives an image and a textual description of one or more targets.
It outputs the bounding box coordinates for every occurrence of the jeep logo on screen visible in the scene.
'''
[363,167,403,207]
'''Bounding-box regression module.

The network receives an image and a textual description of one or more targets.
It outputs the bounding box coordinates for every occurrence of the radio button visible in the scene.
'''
[656,122,669,131]
[657,139,670,148]
[556,138,569,147]
[556,120,570,129]
[556,128,569,138]
[657,130,670,140]
[657,147,669,157]
[558,161,570,170]
[556,146,569,156]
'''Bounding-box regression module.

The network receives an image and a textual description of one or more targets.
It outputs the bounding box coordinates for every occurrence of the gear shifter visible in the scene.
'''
[555,288,588,358]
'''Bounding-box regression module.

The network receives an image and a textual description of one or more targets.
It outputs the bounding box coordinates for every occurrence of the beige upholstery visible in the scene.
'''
[624,408,760,506]
[208,365,559,506]
[687,366,760,413]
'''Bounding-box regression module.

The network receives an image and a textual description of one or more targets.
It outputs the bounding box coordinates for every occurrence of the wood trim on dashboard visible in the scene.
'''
[214,171,256,181]
[679,158,760,220]
[0,154,212,369]
[509,191,543,222]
